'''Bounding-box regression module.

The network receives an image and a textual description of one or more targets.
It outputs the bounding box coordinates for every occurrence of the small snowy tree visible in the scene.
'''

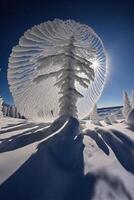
[104,116,112,125]
[7,106,10,117]
[122,91,132,119]
[127,108,134,129]
[109,113,117,123]
[0,96,3,118]
[131,89,134,109]
[6,105,20,118]
[10,105,18,118]
[15,108,20,118]
[90,104,101,125]
[3,105,8,117]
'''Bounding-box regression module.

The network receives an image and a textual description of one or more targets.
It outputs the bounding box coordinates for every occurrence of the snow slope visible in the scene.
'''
[0,116,134,200]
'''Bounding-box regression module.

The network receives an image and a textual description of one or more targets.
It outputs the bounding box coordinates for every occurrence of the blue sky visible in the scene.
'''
[0,0,134,107]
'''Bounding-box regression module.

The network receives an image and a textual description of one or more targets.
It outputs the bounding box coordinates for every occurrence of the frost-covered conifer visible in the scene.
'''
[0,96,3,118]
[104,116,112,125]
[127,108,134,129]
[8,19,107,121]
[7,106,10,117]
[122,91,132,119]
[10,105,17,118]
[131,89,134,109]
[7,105,20,118]
[3,105,7,117]
[109,113,117,123]
[90,104,100,125]
[33,36,95,118]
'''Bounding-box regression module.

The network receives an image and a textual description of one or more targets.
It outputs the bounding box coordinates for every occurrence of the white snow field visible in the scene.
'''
[0,114,134,200]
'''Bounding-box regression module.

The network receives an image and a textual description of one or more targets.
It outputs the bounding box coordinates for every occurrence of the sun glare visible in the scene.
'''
[92,60,99,68]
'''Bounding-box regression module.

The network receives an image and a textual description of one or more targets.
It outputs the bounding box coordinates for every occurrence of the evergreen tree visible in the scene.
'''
[131,89,134,109]
[90,104,100,125]
[7,106,10,117]
[33,36,95,118]
[0,96,3,118]
[3,105,8,117]
[104,116,112,125]
[109,113,117,123]
[10,105,18,118]
[122,91,132,118]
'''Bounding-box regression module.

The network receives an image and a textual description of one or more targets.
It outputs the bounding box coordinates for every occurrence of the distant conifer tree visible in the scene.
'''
[122,91,132,118]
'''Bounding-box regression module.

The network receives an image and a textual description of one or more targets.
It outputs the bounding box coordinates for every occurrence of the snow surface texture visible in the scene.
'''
[8,19,107,122]
[0,115,134,200]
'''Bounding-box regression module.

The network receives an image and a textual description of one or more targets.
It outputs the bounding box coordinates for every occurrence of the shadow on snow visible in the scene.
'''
[0,117,133,200]
[85,127,134,174]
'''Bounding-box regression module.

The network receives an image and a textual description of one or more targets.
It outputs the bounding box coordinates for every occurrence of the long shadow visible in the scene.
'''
[0,126,44,152]
[85,130,110,155]
[0,117,132,200]
[110,129,134,147]
[126,125,134,132]
[1,121,26,130]
[96,128,134,174]
[0,117,72,153]
[0,123,53,153]
[0,122,41,134]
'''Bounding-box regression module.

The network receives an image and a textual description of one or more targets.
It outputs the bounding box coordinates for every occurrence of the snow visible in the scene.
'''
[0,114,134,199]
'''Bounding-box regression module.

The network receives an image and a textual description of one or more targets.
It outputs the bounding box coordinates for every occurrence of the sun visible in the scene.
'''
[92,60,99,69]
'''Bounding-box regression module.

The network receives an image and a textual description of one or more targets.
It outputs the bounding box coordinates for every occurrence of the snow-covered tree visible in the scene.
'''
[90,104,101,125]
[33,36,95,118]
[0,96,3,118]
[104,116,112,125]
[7,106,10,117]
[10,105,17,118]
[109,113,117,123]
[8,105,21,118]
[16,109,20,118]
[127,108,134,129]
[122,91,132,119]
[8,19,107,121]
[131,89,134,109]
[2,105,8,117]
